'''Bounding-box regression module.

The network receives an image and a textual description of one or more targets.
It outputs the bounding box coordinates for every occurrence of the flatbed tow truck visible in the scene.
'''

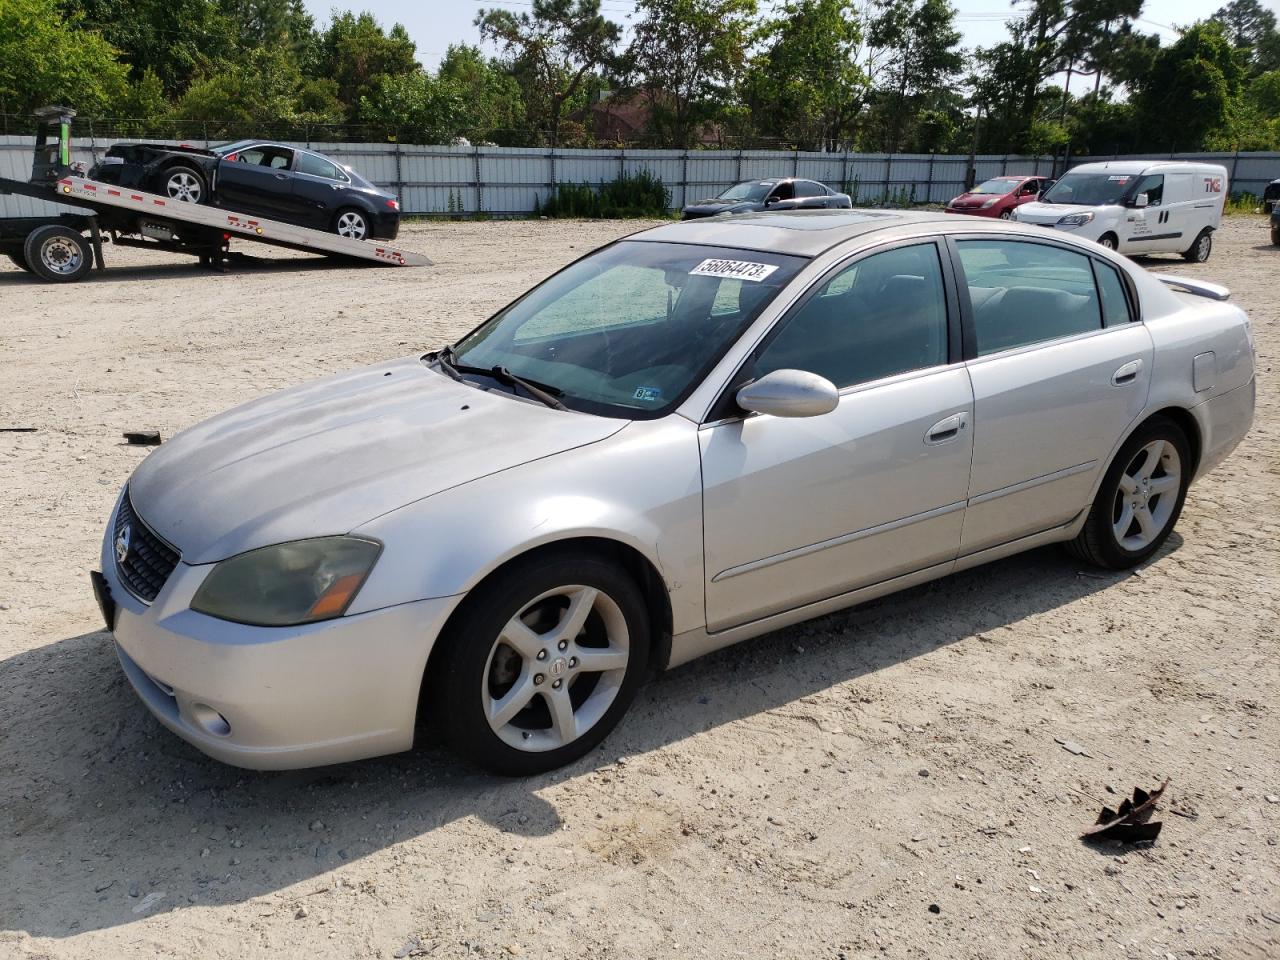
[0,107,430,283]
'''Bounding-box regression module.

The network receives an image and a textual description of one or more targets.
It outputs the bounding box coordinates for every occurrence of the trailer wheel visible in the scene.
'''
[6,250,33,273]
[23,225,92,283]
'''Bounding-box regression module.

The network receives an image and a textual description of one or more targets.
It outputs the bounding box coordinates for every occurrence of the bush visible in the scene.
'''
[538,170,671,219]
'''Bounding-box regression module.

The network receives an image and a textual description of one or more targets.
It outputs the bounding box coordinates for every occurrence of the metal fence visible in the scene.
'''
[3,136,1277,220]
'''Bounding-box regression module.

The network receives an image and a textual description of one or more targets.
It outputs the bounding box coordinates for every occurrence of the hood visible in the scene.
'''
[949,192,1000,205]
[127,357,627,564]
[682,199,757,216]
[1013,200,1094,223]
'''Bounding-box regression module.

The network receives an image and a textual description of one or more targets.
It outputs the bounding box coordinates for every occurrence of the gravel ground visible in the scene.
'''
[1,215,1276,960]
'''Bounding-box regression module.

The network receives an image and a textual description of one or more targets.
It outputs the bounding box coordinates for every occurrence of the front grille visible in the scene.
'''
[114,492,180,603]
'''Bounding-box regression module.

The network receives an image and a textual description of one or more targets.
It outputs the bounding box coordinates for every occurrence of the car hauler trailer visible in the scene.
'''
[0,107,430,283]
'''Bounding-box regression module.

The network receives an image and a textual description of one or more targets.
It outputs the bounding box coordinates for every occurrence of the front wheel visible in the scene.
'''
[333,209,369,240]
[162,164,207,204]
[431,552,650,775]
[1098,233,1119,251]
[999,210,1012,220]
[1066,416,1191,570]
[1183,229,1212,262]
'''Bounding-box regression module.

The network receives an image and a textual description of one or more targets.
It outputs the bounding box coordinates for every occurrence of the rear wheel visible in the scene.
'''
[1066,416,1191,570]
[22,225,92,283]
[1183,228,1212,262]
[1098,233,1119,251]
[161,164,207,204]
[333,208,369,241]
[431,551,650,775]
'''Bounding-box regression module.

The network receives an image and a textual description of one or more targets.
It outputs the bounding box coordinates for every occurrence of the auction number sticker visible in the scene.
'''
[691,258,779,282]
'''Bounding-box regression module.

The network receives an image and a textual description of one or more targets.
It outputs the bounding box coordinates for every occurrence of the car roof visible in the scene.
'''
[632,208,1056,257]
[1064,160,1228,176]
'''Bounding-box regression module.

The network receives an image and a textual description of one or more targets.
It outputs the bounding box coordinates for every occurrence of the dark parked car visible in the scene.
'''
[1271,201,1279,246]
[1264,177,1280,214]
[681,178,852,219]
[89,140,400,240]
[945,175,1052,219]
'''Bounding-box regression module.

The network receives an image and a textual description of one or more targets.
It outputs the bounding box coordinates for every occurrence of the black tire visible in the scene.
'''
[22,225,92,283]
[1098,233,1119,251]
[159,163,208,204]
[999,210,1012,219]
[1066,415,1192,570]
[333,208,369,240]
[431,550,651,775]
[1182,228,1212,262]
[6,250,33,273]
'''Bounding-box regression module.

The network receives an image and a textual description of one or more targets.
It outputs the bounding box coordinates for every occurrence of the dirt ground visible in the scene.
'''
[1,215,1276,960]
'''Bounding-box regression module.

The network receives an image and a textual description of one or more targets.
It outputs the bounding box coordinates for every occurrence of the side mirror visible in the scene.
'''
[1133,193,1149,208]
[764,196,779,206]
[736,369,839,418]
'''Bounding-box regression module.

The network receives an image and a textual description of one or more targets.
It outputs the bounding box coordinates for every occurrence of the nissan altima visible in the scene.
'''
[93,210,1255,775]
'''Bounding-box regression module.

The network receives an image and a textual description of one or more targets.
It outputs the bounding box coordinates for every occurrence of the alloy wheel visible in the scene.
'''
[336,211,367,240]
[166,170,202,203]
[1112,439,1181,551]
[481,584,630,752]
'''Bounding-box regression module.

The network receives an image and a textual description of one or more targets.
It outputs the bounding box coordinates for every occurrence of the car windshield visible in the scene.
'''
[1041,173,1133,206]
[450,240,807,419]
[719,181,773,201]
[971,177,1024,195]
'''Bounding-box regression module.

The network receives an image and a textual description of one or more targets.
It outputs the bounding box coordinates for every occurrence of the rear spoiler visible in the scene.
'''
[1157,275,1230,301]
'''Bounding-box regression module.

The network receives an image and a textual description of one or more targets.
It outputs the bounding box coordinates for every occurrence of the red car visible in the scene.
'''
[945,175,1052,219]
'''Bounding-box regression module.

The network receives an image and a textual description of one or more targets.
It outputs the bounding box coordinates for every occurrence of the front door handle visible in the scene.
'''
[1112,359,1144,385]
[925,411,969,445]
[275,172,288,180]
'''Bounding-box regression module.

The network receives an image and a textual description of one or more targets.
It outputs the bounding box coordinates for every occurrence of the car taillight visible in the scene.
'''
[386,198,400,211]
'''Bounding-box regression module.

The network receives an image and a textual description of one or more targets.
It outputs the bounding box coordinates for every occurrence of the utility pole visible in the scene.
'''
[965,103,983,191]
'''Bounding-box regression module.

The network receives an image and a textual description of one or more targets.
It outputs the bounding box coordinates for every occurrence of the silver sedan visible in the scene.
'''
[94,210,1256,774]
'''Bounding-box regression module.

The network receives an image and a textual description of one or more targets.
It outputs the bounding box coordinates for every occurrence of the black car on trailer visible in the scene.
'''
[89,140,401,241]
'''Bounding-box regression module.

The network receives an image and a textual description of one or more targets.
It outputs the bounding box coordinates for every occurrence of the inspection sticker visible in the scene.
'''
[1107,175,1131,181]
[690,258,779,282]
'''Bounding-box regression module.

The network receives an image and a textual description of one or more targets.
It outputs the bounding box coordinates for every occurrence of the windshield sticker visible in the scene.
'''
[1107,175,1131,181]
[690,258,779,283]
[633,386,662,402]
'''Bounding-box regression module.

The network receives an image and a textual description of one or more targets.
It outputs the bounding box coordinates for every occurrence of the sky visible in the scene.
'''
[300,0,1268,72]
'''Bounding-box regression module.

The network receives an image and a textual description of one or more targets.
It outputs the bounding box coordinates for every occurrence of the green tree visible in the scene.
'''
[741,0,863,149]
[1213,0,1280,74]
[867,0,964,151]
[1132,21,1244,151]
[476,0,620,146]
[357,71,470,143]
[0,0,128,115]
[437,44,526,140]
[319,11,418,120]
[623,0,756,147]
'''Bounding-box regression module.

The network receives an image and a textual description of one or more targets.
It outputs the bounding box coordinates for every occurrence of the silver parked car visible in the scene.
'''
[93,210,1256,775]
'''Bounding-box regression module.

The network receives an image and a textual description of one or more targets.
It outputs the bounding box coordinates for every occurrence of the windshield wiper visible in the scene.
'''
[490,366,567,411]
[433,345,567,411]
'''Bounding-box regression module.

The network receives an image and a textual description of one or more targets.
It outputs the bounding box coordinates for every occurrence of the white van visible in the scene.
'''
[1012,160,1227,261]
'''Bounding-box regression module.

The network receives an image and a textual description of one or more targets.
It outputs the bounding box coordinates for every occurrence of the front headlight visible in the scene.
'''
[981,197,999,208]
[1056,212,1095,226]
[191,536,381,626]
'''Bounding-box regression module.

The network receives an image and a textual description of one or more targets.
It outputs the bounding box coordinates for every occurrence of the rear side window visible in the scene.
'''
[1094,262,1133,327]
[752,243,949,388]
[795,181,823,198]
[297,153,344,180]
[956,240,1103,355]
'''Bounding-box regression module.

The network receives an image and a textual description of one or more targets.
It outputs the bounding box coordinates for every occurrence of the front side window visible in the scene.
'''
[956,240,1103,355]
[229,145,294,170]
[770,182,795,202]
[1133,174,1164,206]
[749,243,949,389]
[452,241,806,418]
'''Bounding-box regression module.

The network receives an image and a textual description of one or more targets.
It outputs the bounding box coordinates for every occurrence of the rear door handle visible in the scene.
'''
[1112,359,1143,385]
[925,411,969,445]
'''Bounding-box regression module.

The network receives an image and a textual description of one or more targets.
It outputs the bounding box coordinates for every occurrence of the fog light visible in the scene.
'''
[190,703,231,737]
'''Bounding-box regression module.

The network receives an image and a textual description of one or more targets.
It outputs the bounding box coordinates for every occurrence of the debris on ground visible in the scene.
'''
[122,430,162,446]
[1055,737,1092,757]
[1081,778,1170,845]
[0,426,37,432]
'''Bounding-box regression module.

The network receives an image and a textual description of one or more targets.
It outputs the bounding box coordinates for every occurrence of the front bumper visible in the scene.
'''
[97,497,460,769]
